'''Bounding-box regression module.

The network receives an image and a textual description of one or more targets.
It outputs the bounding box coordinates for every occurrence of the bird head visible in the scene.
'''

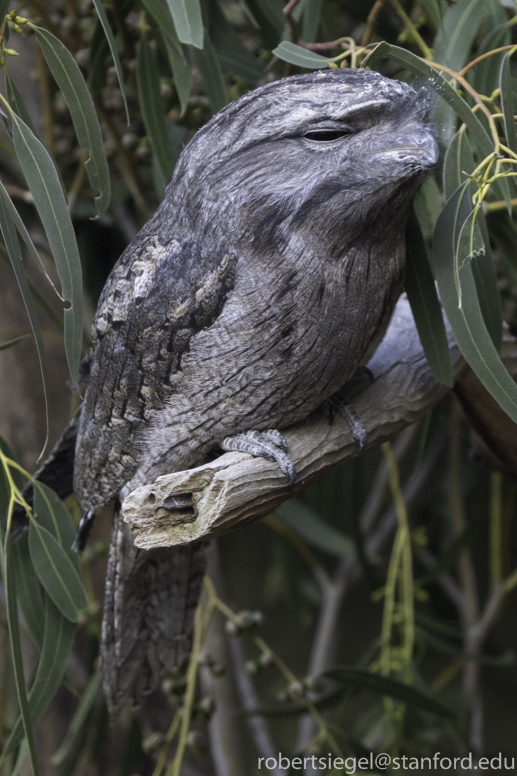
[167,69,438,258]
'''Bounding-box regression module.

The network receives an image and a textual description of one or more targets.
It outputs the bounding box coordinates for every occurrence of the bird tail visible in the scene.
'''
[100,508,207,714]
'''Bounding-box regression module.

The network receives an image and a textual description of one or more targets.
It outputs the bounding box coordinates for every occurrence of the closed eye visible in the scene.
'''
[304,130,350,142]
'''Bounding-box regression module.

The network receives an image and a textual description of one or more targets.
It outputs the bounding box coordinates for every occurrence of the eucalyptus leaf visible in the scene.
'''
[208,1,264,83]
[194,37,227,113]
[500,52,517,155]
[32,25,111,215]
[443,131,502,347]
[33,481,79,569]
[28,521,87,622]
[2,544,38,774]
[0,177,58,289]
[0,186,50,452]
[405,208,453,386]
[163,34,192,114]
[91,0,129,122]
[472,19,514,97]
[243,0,283,48]
[11,112,83,383]
[2,595,76,757]
[165,0,203,49]
[301,0,323,43]
[433,0,486,72]
[137,33,175,186]
[5,69,38,137]
[0,334,29,351]
[324,666,456,718]
[276,500,356,560]
[11,534,45,649]
[273,40,331,69]
[51,669,101,766]
[432,185,517,422]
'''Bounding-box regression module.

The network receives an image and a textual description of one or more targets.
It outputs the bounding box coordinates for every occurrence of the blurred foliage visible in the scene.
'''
[1,0,517,774]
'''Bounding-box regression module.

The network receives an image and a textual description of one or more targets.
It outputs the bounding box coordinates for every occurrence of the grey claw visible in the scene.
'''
[221,430,297,485]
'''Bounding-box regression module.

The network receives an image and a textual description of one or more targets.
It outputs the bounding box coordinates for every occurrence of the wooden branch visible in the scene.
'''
[122,296,468,549]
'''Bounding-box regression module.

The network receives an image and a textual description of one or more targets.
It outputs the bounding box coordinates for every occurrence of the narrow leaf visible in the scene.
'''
[443,131,502,347]
[142,0,182,51]
[301,0,323,43]
[2,595,76,756]
[5,69,38,137]
[163,34,192,114]
[324,666,456,719]
[33,481,79,570]
[91,0,129,122]
[0,177,60,293]
[273,40,331,69]
[405,208,453,386]
[11,112,83,383]
[0,333,29,351]
[276,500,357,559]
[194,37,227,113]
[32,25,111,215]
[51,668,101,766]
[0,188,50,452]
[432,0,486,72]
[28,521,87,622]
[137,33,175,186]
[208,1,264,83]
[432,185,517,422]
[11,534,45,648]
[3,543,38,774]
[500,52,517,154]
[165,0,203,49]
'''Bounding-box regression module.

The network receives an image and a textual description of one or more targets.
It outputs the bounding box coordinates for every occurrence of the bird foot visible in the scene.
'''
[72,509,96,553]
[221,429,296,485]
[322,366,373,452]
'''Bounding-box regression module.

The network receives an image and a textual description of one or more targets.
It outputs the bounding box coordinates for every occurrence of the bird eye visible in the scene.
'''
[304,130,350,142]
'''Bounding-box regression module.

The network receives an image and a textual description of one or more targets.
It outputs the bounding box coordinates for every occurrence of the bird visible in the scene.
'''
[19,68,438,713]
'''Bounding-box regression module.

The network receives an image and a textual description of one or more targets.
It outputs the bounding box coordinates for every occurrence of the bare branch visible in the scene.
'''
[121,297,467,549]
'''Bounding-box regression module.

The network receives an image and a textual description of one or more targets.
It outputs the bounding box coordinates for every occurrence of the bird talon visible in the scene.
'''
[221,430,297,485]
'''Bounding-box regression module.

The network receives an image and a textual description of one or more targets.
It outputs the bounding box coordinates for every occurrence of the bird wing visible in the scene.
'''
[74,228,238,508]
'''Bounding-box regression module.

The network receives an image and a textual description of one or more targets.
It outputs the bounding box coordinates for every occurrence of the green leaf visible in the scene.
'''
[51,668,101,766]
[32,25,111,216]
[301,0,323,44]
[194,37,227,113]
[2,543,39,775]
[413,177,442,241]
[165,0,203,49]
[88,19,109,97]
[433,0,487,72]
[324,666,456,719]
[405,208,453,386]
[33,482,79,570]
[243,0,283,48]
[0,186,50,452]
[28,521,87,622]
[443,131,502,348]
[472,20,514,98]
[11,112,83,384]
[0,177,59,290]
[272,40,331,69]
[2,595,76,757]
[137,32,175,189]
[91,0,129,123]
[208,2,264,83]
[11,534,45,649]
[5,69,38,137]
[418,0,448,32]
[500,52,517,155]
[276,500,356,560]
[163,34,192,114]
[365,42,512,215]
[143,0,181,46]
[431,185,517,422]
[0,334,29,351]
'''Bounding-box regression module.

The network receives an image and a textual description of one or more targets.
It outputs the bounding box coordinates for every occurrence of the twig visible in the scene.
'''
[361,0,385,47]
[283,0,301,44]
[228,637,282,775]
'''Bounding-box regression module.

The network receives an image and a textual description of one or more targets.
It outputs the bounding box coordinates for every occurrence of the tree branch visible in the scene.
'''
[121,296,469,549]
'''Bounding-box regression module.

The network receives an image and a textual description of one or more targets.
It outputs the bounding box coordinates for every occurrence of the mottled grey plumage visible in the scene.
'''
[21,69,438,712]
